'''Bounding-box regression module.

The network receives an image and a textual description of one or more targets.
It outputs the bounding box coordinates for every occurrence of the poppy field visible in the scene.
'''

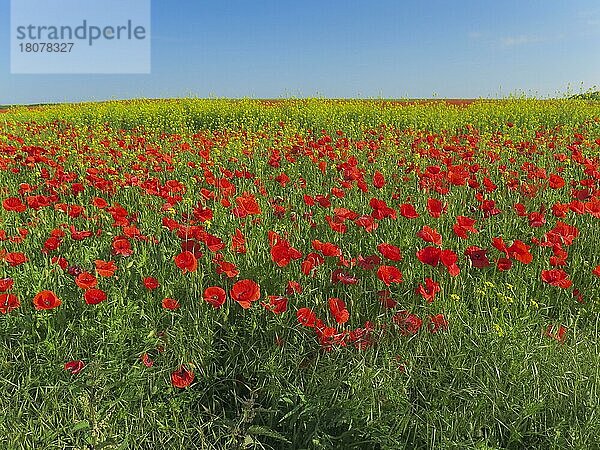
[1,99,600,449]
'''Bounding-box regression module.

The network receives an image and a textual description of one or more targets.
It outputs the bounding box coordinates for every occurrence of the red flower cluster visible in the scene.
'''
[2,109,599,382]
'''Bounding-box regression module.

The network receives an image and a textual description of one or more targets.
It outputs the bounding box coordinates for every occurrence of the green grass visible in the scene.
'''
[570,91,600,101]
[0,99,599,449]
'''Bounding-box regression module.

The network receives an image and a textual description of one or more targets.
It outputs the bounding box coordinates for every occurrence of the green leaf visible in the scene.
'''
[247,425,291,444]
[71,420,90,432]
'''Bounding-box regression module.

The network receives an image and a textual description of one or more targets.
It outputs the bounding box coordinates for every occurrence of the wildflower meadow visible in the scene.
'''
[1,98,599,449]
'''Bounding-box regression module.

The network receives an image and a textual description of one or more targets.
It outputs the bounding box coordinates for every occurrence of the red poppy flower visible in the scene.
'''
[514,203,527,217]
[178,239,203,259]
[354,215,378,232]
[143,276,160,290]
[231,228,247,254]
[303,194,315,206]
[297,307,317,327]
[329,297,349,324]
[71,183,85,196]
[84,288,107,305]
[171,365,195,388]
[331,187,345,198]
[417,247,459,276]
[262,295,288,314]
[483,176,497,192]
[593,265,600,277]
[544,222,579,247]
[271,239,303,267]
[0,277,14,292]
[393,310,423,336]
[496,257,513,271]
[480,199,501,217]
[203,233,225,253]
[428,314,449,333]
[586,198,600,218]
[440,249,460,277]
[452,216,478,239]
[213,256,239,278]
[330,268,359,285]
[378,289,397,308]
[417,246,441,266]
[508,240,533,265]
[140,353,154,367]
[312,240,342,257]
[2,197,27,213]
[66,204,85,219]
[574,188,592,201]
[112,236,133,256]
[174,251,198,274]
[426,198,447,218]
[541,269,572,288]
[230,279,260,309]
[67,265,83,277]
[301,252,325,276]
[416,278,441,303]
[377,243,402,261]
[464,246,490,268]
[373,171,386,188]
[0,293,20,314]
[95,260,117,277]
[544,324,567,343]
[551,203,569,218]
[69,226,93,241]
[357,254,381,270]
[316,322,347,350]
[325,215,347,233]
[315,194,331,208]
[203,286,226,308]
[377,265,403,286]
[528,211,546,228]
[231,192,261,217]
[193,205,214,222]
[162,298,181,310]
[64,360,85,375]
[348,322,375,350]
[52,256,69,270]
[42,235,62,253]
[274,172,291,187]
[569,200,586,214]
[33,290,61,310]
[92,197,108,209]
[75,272,97,290]
[285,280,302,295]
[492,237,509,257]
[549,247,568,267]
[4,252,28,267]
[399,203,419,219]
[370,198,396,220]
[417,226,442,246]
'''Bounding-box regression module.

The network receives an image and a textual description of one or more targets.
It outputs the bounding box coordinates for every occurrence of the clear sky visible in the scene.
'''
[1,0,599,104]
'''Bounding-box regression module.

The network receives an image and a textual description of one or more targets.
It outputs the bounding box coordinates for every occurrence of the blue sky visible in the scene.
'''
[1,0,599,104]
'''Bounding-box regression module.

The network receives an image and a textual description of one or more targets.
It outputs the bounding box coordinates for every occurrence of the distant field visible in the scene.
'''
[1,98,599,449]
